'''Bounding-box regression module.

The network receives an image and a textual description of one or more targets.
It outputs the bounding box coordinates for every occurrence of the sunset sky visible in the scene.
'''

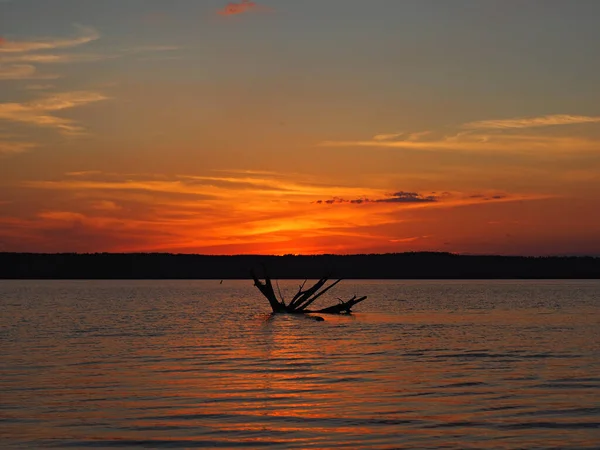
[1,0,600,255]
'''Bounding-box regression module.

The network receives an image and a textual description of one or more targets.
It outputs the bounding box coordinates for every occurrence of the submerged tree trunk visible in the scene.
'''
[251,266,367,315]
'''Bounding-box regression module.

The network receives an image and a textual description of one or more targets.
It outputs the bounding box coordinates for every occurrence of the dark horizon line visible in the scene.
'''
[2,252,599,279]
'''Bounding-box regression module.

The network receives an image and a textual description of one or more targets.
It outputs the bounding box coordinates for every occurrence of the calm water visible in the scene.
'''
[1,280,599,449]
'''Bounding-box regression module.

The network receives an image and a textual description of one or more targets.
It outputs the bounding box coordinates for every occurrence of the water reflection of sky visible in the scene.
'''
[1,280,599,448]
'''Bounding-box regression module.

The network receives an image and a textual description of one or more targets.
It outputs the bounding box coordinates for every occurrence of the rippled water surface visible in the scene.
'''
[2,280,599,449]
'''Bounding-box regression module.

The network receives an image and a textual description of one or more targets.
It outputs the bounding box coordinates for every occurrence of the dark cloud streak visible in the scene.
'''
[316,191,439,205]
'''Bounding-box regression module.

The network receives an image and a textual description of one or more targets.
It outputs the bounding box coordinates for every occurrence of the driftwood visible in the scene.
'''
[251,266,367,315]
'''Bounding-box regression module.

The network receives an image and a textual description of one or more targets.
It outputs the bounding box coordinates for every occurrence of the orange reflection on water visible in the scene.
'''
[4,280,598,449]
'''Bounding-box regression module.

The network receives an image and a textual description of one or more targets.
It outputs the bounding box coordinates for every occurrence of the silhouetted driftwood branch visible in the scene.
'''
[295,278,343,311]
[315,295,367,314]
[251,266,284,312]
[252,266,367,315]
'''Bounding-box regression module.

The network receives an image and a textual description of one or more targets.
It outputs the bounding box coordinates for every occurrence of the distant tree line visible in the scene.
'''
[0,252,599,279]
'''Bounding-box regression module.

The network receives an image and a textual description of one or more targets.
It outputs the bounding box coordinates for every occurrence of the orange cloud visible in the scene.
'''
[0,91,108,135]
[0,25,99,53]
[0,63,58,80]
[0,139,36,154]
[321,131,600,154]
[464,114,600,130]
[218,0,268,16]
[1,170,561,254]
[322,113,600,156]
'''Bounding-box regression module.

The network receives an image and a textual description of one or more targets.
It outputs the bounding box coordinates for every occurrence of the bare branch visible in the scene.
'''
[316,296,367,314]
[288,277,328,310]
[275,279,286,306]
[251,265,366,315]
[296,278,343,311]
[251,267,284,313]
[290,279,308,304]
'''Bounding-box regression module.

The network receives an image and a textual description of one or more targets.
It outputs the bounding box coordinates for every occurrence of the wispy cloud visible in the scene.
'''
[320,133,600,153]
[0,25,101,81]
[0,25,99,53]
[0,64,57,80]
[0,63,35,80]
[321,113,600,154]
[24,172,378,204]
[23,172,553,212]
[212,169,286,177]
[373,132,404,141]
[65,170,103,177]
[91,200,122,211]
[23,84,55,91]
[218,0,270,16]
[9,170,556,253]
[0,91,108,135]
[315,190,552,210]
[0,139,36,154]
[0,52,115,64]
[464,114,600,130]
[15,171,383,252]
[373,131,431,142]
[0,26,181,85]
[0,44,178,69]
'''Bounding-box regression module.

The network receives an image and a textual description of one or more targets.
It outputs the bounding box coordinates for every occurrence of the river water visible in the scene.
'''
[1,280,599,448]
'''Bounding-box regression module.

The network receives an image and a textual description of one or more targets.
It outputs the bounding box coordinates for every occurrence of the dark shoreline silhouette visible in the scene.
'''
[1,252,599,279]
